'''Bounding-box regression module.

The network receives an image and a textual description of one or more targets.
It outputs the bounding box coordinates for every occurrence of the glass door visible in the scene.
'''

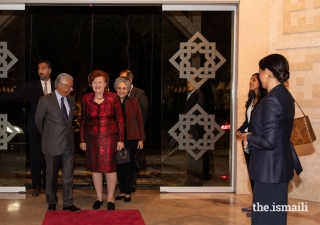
[0,5,26,192]
[160,5,236,192]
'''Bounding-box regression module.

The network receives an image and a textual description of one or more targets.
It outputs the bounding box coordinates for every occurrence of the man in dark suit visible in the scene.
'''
[119,70,149,125]
[0,60,53,197]
[119,70,149,192]
[35,73,80,212]
[183,79,207,186]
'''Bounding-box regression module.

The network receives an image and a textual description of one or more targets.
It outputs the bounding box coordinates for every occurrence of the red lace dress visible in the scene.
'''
[80,91,124,173]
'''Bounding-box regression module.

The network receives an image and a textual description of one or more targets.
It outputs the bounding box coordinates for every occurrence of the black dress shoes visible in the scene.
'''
[32,186,41,197]
[115,195,125,200]
[92,200,103,210]
[63,205,81,212]
[124,197,131,202]
[241,206,252,212]
[48,204,56,211]
[107,202,115,210]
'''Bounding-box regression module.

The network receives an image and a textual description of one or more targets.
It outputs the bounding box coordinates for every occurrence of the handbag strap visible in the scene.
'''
[294,99,306,117]
[118,147,127,158]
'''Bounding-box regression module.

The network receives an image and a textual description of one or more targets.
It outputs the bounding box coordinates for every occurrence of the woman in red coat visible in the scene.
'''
[113,76,145,202]
[80,70,124,210]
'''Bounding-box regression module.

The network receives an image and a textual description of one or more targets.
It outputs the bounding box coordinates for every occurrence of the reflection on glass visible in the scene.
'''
[7,201,20,212]
[161,11,233,187]
[0,10,26,188]
[25,6,162,186]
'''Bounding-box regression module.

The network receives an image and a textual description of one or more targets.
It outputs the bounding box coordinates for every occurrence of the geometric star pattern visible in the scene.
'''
[0,42,18,78]
[0,114,18,150]
[169,31,226,89]
[168,104,225,160]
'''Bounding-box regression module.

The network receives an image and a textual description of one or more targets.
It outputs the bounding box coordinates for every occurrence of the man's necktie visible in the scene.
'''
[44,82,48,95]
[61,97,68,121]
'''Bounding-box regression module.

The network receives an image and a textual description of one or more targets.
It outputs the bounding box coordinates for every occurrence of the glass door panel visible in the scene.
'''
[161,8,234,191]
[0,9,26,191]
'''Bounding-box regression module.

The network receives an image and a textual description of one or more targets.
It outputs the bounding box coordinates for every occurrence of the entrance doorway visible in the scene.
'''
[0,4,236,192]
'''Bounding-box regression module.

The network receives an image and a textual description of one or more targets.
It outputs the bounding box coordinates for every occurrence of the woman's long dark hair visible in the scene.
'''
[245,73,267,109]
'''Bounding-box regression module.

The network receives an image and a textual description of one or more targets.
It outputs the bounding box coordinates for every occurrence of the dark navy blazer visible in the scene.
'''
[247,84,299,183]
[0,79,55,135]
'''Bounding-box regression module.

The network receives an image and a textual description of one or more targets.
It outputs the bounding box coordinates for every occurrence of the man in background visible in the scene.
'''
[183,79,208,186]
[0,60,53,197]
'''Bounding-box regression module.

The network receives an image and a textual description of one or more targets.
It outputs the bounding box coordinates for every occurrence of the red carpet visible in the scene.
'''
[42,210,146,225]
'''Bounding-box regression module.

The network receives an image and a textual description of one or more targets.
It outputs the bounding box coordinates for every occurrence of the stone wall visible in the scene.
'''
[236,0,320,202]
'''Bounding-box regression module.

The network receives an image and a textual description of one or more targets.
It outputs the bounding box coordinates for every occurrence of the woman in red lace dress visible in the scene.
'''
[80,70,124,211]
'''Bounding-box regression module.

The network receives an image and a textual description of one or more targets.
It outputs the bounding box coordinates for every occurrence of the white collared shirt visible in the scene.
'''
[187,89,196,100]
[245,98,255,132]
[55,90,70,116]
[128,84,134,96]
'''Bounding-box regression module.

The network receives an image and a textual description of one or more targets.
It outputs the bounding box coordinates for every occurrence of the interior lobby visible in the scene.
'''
[1,0,320,224]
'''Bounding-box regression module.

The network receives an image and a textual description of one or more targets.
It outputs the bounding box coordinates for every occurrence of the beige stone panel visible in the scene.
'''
[295,91,305,100]
[296,77,305,85]
[283,0,320,34]
[236,0,270,194]
[289,53,320,71]
[315,15,320,26]
[283,14,292,33]
[289,140,320,202]
[291,63,320,107]
[296,0,307,10]
[312,84,320,99]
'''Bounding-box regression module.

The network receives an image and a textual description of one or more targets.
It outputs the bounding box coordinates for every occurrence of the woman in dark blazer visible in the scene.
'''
[242,54,302,225]
[113,76,145,202]
[236,73,267,215]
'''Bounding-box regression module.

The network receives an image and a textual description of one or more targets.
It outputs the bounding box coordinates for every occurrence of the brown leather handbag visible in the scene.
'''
[290,100,316,145]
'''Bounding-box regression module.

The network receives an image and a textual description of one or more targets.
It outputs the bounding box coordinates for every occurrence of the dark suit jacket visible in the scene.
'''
[0,79,55,134]
[237,96,256,133]
[183,89,207,140]
[129,86,149,125]
[247,84,298,183]
[123,97,145,141]
[35,91,75,155]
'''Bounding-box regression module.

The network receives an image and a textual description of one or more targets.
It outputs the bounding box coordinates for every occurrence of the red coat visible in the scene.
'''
[79,91,124,172]
[123,97,145,141]
[80,91,124,143]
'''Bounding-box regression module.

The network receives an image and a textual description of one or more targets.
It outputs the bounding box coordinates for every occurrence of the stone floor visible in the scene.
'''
[1,188,320,225]
[1,145,320,224]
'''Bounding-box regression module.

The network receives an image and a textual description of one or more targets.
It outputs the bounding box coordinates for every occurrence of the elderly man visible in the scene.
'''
[35,73,80,212]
